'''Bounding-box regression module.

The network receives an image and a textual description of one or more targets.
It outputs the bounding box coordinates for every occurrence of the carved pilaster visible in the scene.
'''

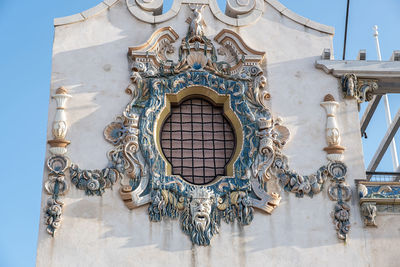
[341,74,377,103]
[43,86,71,236]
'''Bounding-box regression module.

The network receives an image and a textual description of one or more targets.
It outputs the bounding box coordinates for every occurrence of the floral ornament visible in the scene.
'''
[44,155,70,236]
[270,153,329,198]
[333,202,351,240]
[70,164,119,196]
[328,162,347,182]
[270,156,351,241]
[104,121,126,145]
[45,198,64,236]
[326,162,351,241]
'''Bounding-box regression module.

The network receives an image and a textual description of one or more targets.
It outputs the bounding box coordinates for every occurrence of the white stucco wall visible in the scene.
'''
[37,1,400,266]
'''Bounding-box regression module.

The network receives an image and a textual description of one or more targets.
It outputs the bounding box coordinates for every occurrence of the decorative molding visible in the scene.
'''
[341,74,377,104]
[43,87,71,236]
[54,0,119,26]
[265,0,334,34]
[315,60,400,94]
[70,165,119,196]
[358,181,400,202]
[316,60,400,78]
[127,0,265,26]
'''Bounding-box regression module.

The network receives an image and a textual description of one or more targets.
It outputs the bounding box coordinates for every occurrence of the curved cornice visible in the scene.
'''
[265,0,334,34]
[53,0,334,34]
[54,0,119,26]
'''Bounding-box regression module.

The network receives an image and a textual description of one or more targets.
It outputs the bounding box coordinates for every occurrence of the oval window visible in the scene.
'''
[160,98,235,185]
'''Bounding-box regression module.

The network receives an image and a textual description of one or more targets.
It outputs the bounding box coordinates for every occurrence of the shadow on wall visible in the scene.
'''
[64,188,400,257]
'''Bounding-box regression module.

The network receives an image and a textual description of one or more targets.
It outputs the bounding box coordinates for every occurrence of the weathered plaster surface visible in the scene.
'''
[37,1,400,266]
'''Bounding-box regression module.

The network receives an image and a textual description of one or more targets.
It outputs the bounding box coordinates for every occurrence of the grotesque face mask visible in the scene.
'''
[190,197,212,231]
[179,187,217,246]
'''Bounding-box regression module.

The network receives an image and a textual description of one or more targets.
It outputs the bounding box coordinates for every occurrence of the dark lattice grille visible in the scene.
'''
[160,98,235,185]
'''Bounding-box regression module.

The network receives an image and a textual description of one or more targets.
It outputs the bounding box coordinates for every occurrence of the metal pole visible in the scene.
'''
[373,25,399,171]
[342,0,350,60]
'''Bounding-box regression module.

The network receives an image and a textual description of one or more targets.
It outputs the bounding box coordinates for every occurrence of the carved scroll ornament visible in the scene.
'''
[341,73,377,104]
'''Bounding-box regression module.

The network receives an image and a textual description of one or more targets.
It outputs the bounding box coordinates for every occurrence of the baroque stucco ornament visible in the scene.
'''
[44,87,71,236]
[59,7,350,245]
[341,73,377,104]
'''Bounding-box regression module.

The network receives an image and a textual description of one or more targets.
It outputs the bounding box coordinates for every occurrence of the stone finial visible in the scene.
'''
[323,94,335,102]
[56,86,68,95]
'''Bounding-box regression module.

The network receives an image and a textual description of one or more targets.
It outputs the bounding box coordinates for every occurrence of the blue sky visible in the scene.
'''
[0,0,399,266]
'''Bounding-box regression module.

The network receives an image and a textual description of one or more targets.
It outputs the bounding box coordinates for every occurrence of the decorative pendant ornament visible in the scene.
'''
[44,87,71,236]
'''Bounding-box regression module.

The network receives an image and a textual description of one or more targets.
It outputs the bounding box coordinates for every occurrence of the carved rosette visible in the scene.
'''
[44,88,72,236]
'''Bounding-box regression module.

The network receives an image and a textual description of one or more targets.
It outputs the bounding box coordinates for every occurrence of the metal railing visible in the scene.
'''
[366,171,400,182]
